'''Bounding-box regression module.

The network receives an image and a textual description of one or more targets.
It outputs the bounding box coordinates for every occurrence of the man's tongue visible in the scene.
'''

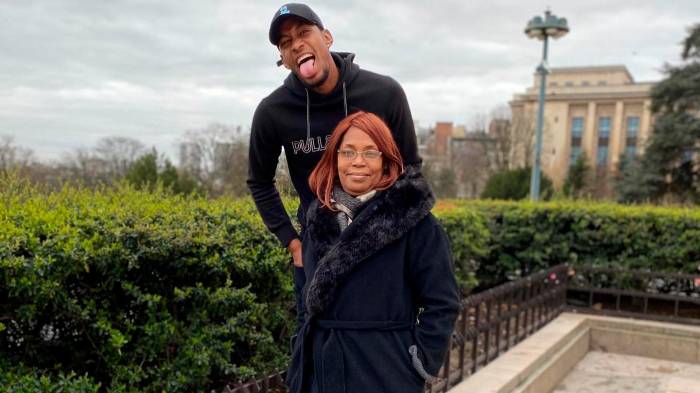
[299,59,316,79]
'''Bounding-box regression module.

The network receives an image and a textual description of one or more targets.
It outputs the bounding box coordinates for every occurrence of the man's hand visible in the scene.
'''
[288,238,303,267]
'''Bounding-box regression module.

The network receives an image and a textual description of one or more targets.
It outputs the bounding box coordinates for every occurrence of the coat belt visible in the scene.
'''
[316,319,414,331]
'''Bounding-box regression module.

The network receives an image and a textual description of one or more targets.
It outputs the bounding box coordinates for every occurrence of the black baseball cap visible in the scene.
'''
[269,3,324,46]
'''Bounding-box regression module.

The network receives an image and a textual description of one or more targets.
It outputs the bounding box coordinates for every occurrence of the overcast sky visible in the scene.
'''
[2,0,698,162]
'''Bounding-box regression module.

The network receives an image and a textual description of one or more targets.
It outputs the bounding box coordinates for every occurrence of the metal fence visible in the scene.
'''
[221,371,287,393]
[566,265,700,326]
[221,264,700,393]
[423,264,569,393]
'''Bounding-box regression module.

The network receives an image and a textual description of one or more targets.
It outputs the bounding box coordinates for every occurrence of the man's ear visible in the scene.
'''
[322,29,333,48]
[279,54,290,69]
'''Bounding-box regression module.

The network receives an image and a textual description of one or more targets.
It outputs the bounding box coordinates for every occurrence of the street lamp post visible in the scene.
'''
[525,10,569,201]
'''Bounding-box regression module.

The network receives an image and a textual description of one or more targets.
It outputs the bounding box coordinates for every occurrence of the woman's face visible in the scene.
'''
[337,126,384,196]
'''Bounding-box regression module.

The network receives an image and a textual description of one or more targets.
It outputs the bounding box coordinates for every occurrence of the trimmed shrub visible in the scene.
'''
[1,360,101,393]
[433,201,488,294]
[0,174,295,392]
[460,200,700,289]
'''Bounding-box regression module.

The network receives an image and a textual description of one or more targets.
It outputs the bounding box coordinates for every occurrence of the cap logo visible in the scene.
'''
[279,5,290,15]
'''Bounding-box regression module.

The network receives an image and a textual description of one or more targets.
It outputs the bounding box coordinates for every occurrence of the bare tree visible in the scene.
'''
[485,106,513,172]
[57,147,110,186]
[216,139,249,196]
[276,152,297,197]
[422,158,458,198]
[93,136,146,178]
[179,123,248,196]
[476,105,537,174]
[509,107,537,169]
[0,135,34,172]
[52,136,146,186]
[452,132,493,198]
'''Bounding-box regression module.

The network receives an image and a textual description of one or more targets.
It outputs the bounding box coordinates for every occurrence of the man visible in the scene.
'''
[247,3,422,267]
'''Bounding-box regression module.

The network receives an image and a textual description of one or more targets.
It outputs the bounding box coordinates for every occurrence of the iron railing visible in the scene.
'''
[221,371,286,393]
[424,264,569,392]
[566,265,700,326]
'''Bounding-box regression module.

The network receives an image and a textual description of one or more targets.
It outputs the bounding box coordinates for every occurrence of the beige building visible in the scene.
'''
[510,65,655,189]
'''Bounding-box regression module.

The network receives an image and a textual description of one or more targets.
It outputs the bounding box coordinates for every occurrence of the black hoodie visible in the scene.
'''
[247,52,421,247]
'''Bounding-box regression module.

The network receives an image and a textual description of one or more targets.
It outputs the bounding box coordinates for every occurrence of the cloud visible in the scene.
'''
[1,0,699,161]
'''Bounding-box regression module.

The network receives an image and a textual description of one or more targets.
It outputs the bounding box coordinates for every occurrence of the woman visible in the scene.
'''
[286,111,460,393]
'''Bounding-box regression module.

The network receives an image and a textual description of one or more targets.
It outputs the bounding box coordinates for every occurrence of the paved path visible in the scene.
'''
[554,351,700,393]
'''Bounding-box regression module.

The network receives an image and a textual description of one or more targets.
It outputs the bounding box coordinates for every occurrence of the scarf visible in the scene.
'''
[331,185,376,232]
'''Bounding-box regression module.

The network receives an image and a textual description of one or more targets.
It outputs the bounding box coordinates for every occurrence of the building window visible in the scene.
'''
[582,81,590,86]
[626,116,640,156]
[565,81,574,87]
[597,80,607,86]
[627,116,639,138]
[626,116,639,138]
[549,82,558,87]
[571,117,584,139]
[598,117,611,140]
[571,146,582,164]
[570,117,584,164]
[597,117,611,166]
[597,146,609,166]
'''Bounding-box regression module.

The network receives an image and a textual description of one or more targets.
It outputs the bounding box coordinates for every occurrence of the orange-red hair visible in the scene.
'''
[309,111,404,209]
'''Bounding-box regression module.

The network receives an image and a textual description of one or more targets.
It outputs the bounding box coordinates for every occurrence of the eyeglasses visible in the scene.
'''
[337,149,383,160]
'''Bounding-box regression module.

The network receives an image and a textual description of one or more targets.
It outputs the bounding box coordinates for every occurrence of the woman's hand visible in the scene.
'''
[288,238,303,267]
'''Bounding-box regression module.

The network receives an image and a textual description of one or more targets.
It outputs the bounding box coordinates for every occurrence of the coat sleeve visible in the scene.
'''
[407,215,461,378]
[246,101,299,247]
[293,265,306,331]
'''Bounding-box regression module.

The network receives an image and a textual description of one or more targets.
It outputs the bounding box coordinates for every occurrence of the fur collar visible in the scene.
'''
[304,166,435,316]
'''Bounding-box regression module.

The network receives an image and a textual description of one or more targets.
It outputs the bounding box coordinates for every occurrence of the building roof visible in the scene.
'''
[514,64,655,104]
[545,65,634,83]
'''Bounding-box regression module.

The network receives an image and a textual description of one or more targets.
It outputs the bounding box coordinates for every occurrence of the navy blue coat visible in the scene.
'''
[286,169,461,393]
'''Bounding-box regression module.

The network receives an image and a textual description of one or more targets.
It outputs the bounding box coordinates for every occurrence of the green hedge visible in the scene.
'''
[3,172,699,392]
[0,175,294,392]
[1,360,100,393]
[433,201,488,292]
[458,199,700,289]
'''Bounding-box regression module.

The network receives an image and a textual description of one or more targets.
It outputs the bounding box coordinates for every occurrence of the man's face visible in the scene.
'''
[277,17,334,88]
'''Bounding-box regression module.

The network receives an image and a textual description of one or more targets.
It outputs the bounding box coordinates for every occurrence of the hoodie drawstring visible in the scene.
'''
[342,81,348,117]
[304,81,349,141]
[305,88,311,141]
